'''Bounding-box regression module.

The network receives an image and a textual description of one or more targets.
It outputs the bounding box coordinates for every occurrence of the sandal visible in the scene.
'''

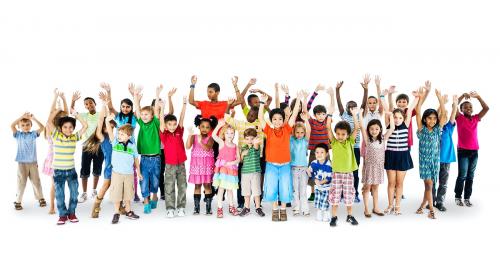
[394,206,402,216]
[272,209,279,221]
[384,206,394,215]
[229,205,239,216]
[279,209,287,221]
[428,210,436,219]
[14,202,22,210]
[372,209,385,216]
[416,207,424,214]
[217,207,223,218]
[39,198,47,207]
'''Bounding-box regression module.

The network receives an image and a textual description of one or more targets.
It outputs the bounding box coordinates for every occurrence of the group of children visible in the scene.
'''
[12,74,489,227]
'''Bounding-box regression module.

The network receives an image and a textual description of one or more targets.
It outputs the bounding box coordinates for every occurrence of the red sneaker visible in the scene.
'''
[57,216,68,225]
[217,207,223,218]
[68,214,79,223]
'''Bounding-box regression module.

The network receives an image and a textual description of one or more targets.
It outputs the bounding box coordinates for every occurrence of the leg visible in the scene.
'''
[49,180,56,214]
[436,163,450,205]
[362,184,371,214]
[353,148,361,198]
[140,157,151,204]
[16,164,29,203]
[386,170,396,211]
[217,188,225,208]
[395,171,407,212]
[299,169,309,213]
[80,150,91,193]
[28,163,44,200]
[177,164,187,209]
[53,170,68,216]
[278,164,293,208]
[68,169,80,215]
[464,151,478,200]
[372,185,381,212]
[164,164,176,210]
[292,167,300,211]
[454,150,469,199]
[150,156,161,203]
[91,148,104,190]
[159,149,166,198]
[236,163,244,208]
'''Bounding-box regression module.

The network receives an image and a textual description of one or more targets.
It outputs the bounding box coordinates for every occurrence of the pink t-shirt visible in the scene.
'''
[456,113,480,150]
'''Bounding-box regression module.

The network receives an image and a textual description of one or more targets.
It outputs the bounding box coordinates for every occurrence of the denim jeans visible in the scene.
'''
[53,168,79,216]
[454,149,478,200]
[433,163,450,204]
[140,155,161,198]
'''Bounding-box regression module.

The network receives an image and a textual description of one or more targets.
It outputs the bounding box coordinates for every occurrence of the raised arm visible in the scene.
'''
[421,80,432,105]
[450,95,458,124]
[167,87,176,115]
[307,84,325,111]
[470,91,489,120]
[188,75,199,108]
[11,113,28,134]
[301,111,311,140]
[100,83,117,115]
[74,109,88,138]
[326,86,336,117]
[384,111,395,140]
[105,113,115,141]
[249,88,273,111]
[258,94,269,130]
[374,75,384,114]
[274,83,280,109]
[154,85,163,118]
[185,127,195,150]
[360,74,370,113]
[95,102,107,142]
[230,76,244,108]
[350,107,360,140]
[415,87,425,132]
[70,91,81,111]
[288,92,303,127]
[358,109,368,144]
[388,85,396,112]
[178,96,187,128]
[405,90,420,127]
[30,114,45,135]
[159,100,166,133]
[133,88,142,119]
[211,119,225,146]
[240,78,256,108]
[335,81,345,115]
[281,84,290,106]
[435,89,447,128]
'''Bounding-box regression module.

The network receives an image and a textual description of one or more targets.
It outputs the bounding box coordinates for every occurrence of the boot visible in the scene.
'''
[204,193,213,215]
[91,196,103,218]
[193,194,201,215]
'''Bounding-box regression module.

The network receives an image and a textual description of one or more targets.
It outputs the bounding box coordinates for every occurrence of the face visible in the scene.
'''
[368,124,381,139]
[367,97,378,112]
[19,121,32,132]
[335,129,348,142]
[117,130,131,143]
[224,128,235,141]
[207,88,219,101]
[315,112,327,122]
[271,114,284,128]
[140,109,153,123]
[246,109,258,123]
[461,103,473,116]
[315,148,327,161]
[249,96,260,108]
[396,99,408,109]
[244,135,255,146]
[294,126,305,139]
[166,120,178,133]
[394,112,404,126]
[61,122,75,136]
[199,121,211,135]
[84,99,96,113]
[121,102,132,114]
[424,113,438,128]
[346,101,357,115]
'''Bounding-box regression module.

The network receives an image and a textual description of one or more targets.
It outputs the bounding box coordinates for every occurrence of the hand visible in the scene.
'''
[188,126,194,136]
[326,86,334,96]
[315,84,326,92]
[70,108,78,117]
[374,75,381,87]
[231,76,239,87]
[167,87,177,97]
[227,97,236,106]
[385,111,393,117]
[128,83,136,96]
[107,113,115,122]
[435,88,442,100]
[182,96,187,104]
[300,89,309,100]
[260,93,269,103]
[157,100,165,108]
[248,78,257,86]
[469,91,480,99]
[462,92,471,100]
[191,75,197,85]
[424,80,432,92]
[59,91,66,99]
[53,88,60,98]
[274,83,279,91]
[382,89,389,96]
[360,73,371,89]
[335,81,344,89]
[388,85,396,94]
[240,150,248,158]
[100,82,111,92]
[442,94,449,104]
[156,84,164,97]
[314,179,321,186]
[280,84,289,94]
[412,89,419,98]
[284,107,291,118]
[300,111,309,120]
[417,87,426,98]
[452,94,459,105]
[349,106,359,116]
[98,91,108,102]
[253,137,261,146]
[137,173,143,181]
[71,91,81,102]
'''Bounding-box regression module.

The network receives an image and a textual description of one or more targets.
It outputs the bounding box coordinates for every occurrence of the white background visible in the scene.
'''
[1,0,498,260]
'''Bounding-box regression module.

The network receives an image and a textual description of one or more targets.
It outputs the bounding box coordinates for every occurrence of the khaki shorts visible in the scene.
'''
[109,172,134,203]
[241,173,262,197]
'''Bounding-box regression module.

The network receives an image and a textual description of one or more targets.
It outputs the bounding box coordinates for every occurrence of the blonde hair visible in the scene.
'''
[118,124,134,136]
[83,133,101,154]
[218,124,235,141]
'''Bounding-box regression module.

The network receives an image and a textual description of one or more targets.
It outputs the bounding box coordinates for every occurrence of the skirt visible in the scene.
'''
[384,150,413,171]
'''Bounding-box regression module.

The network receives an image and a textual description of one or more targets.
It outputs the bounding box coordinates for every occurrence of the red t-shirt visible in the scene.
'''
[160,126,187,165]
[197,101,228,120]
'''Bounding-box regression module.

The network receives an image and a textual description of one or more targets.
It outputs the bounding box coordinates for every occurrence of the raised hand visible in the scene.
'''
[70,108,78,117]
[227,97,236,106]
[374,75,381,87]
[424,80,432,92]
[188,126,194,136]
[335,81,344,89]
[191,75,198,85]
[231,76,239,87]
[385,111,393,117]
[350,106,359,116]
[469,91,480,98]
[453,94,459,105]
[128,83,136,96]
[326,86,334,96]
[274,83,279,91]
[315,84,326,92]
[53,88,60,98]
[260,93,269,103]
[107,113,115,122]
[360,74,371,89]
[156,84,164,97]
[462,92,471,100]
[253,137,261,146]
[98,91,108,102]
[183,96,187,104]
[300,111,309,120]
[435,88,443,101]
[248,78,257,86]
[168,87,177,97]
[100,82,111,92]
[388,85,396,94]
[382,89,389,96]
[71,91,81,102]
[442,94,449,104]
[280,84,289,94]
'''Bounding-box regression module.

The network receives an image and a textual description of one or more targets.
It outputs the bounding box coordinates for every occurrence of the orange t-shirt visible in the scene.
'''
[197,100,228,120]
[264,123,293,164]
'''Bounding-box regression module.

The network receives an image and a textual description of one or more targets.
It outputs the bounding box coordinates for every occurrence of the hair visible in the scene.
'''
[315,143,329,153]
[58,116,76,129]
[164,114,177,123]
[346,101,357,113]
[269,108,285,122]
[334,120,351,134]
[422,108,439,127]
[207,83,220,92]
[293,122,306,134]
[367,119,383,144]
[83,134,101,154]
[460,101,471,111]
[392,108,406,119]
[279,102,289,111]
[118,98,134,125]
[140,105,154,114]
[194,115,218,129]
[151,98,163,107]
[368,95,378,101]
[247,94,259,105]
[243,128,257,138]
[19,118,32,125]
[313,105,327,115]
[290,98,304,122]
[218,124,235,141]
[53,110,68,127]
[396,94,409,103]
[118,123,134,136]
[84,97,96,104]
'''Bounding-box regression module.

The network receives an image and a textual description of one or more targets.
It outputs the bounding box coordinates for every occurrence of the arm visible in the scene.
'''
[450,95,458,124]
[135,157,143,181]
[240,78,256,108]
[211,120,225,146]
[288,92,302,127]
[159,100,166,133]
[167,87,176,115]
[358,110,368,144]
[100,83,117,115]
[230,76,244,108]
[415,87,425,132]
[350,107,360,140]
[95,104,106,142]
[302,111,311,140]
[46,109,61,136]
[133,89,142,119]
[274,83,280,109]
[250,88,273,111]
[11,113,27,134]
[307,84,325,111]
[105,113,115,141]
[384,111,395,140]
[185,127,194,150]
[471,92,489,120]
[335,81,345,115]
[70,91,81,111]
[436,90,447,128]
[154,85,163,118]
[360,74,370,113]
[258,94,269,130]
[326,86,336,116]
[179,96,187,128]
[405,91,420,127]
[74,110,88,138]
[188,75,199,108]
[281,84,290,106]
[420,80,432,105]
[388,85,396,112]
[31,115,45,135]
[374,75,384,114]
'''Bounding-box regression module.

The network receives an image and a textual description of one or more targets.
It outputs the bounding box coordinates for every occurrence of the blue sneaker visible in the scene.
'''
[150,200,158,209]
[354,196,361,203]
[143,203,152,214]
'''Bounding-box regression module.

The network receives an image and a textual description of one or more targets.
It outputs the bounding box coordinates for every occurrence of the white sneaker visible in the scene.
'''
[91,190,98,199]
[316,210,323,221]
[177,208,186,217]
[166,209,175,218]
[78,192,87,203]
[322,210,331,222]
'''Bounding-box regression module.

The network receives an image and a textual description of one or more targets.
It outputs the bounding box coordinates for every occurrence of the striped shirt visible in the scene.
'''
[241,145,261,174]
[386,123,409,152]
[341,111,361,148]
[308,118,330,150]
[52,130,80,170]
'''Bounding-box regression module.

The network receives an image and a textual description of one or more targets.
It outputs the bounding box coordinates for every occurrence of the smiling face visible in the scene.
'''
[368,124,381,139]
[84,98,96,114]
[61,122,75,136]
[117,129,131,143]
[335,129,348,142]
[121,102,132,114]
[396,98,408,109]
[461,102,473,116]
[294,125,305,139]
[315,112,327,122]
[367,97,378,112]
[271,113,284,128]
[223,127,235,141]
[394,111,405,126]
[166,120,178,133]
[247,108,258,123]
[315,147,327,162]
[140,108,153,123]
[199,121,211,136]
[244,135,255,146]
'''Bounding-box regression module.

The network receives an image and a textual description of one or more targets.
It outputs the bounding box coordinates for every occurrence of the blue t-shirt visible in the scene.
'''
[440,121,456,163]
[14,131,39,163]
[309,159,333,191]
[111,138,139,175]
[290,136,308,167]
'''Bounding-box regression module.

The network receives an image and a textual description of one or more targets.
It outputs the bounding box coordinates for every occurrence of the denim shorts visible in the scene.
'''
[262,162,293,203]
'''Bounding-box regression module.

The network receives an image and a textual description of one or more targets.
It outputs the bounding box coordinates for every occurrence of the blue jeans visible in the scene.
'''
[53,168,79,216]
[454,149,478,200]
[140,155,161,199]
[263,163,293,203]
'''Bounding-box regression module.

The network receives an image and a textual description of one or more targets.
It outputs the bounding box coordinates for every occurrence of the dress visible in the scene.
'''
[385,123,413,171]
[42,138,54,176]
[362,140,385,184]
[188,135,215,184]
[417,126,442,181]
[212,144,239,189]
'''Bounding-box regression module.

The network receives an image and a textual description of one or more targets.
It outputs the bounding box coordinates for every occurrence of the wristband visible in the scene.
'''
[380,95,385,98]
[190,84,195,89]
[327,114,333,118]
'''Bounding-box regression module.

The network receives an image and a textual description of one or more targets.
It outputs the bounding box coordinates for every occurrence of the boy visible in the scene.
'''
[47,109,88,225]
[159,91,188,218]
[327,107,360,227]
[238,128,265,217]
[11,112,46,210]
[308,143,332,222]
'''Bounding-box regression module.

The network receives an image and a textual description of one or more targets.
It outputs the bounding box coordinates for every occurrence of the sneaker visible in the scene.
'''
[464,199,473,207]
[143,203,152,214]
[229,205,239,216]
[308,194,315,202]
[435,202,447,212]
[402,194,405,199]
[302,211,310,216]
[134,194,141,203]
[354,196,361,203]
[160,195,165,200]
[455,198,464,206]
[272,209,279,221]
[255,208,265,217]
[57,216,68,225]
[322,210,331,222]
[78,192,87,203]
[217,207,224,218]
[150,200,158,209]
[237,203,244,212]
[177,208,186,217]
[316,210,323,221]
[126,211,140,220]
[286,203,292,208]
[239,207,250,217]
[346,215,359,225]
[293,209,300,216]
[91,190,97,199]
[166,209,175,218]
[329,216,338,227]
[112,213,120,224]
[68,214,79,223]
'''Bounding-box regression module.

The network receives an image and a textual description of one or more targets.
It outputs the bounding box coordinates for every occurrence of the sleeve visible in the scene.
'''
[196,100,206,110]
[178,126,184,137]
[263,123,271,135]
[13,131,19,139]
[284,94,290,105]
[154,116,160,129]
[307,92,318,111]
[242,105,249,117]
[473,114,480,122]
[137,117,144,127]
[132,144,140,159]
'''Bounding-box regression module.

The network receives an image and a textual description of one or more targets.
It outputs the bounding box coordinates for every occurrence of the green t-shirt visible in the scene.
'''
[80,112,99,142]
[241,145,261,174]
[137,116,160,155]
[331,136,358,173]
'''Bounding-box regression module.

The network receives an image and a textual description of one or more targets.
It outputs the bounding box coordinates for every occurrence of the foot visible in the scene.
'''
[91,201,101,218]
[272,209,279,221]
[14,202,22,210]
[166,209,175,218]
[455,198,464,206]
[279,208,287,221]
[384,206,394,215]
[143,203,152,214]
[134,194,141,203]
[346,215,359,225]
[237,203,244,212]
[316,210,323,221]
[293,209,300,216]
[68,214,79,223]
[112,213,120,224]
[229,205,239,216]
[91,189,98,199]
[177,208,186,217]
[126,211,140,220]
[322,211,331,222]
[119,205,127,215]
[364,211,372,218]
[354,196,361,203]
[464,199,473,207]
[57,216,68,225]
[428,210,436,219]
[435,202,447,212]
[255,208,265,217]
[48,208,56,215]
[394,206,402,215]
[372,209,384,216]
[329,216,338,227]
[416,207,424,214]
[217,207,223,218]
[150,200,158,209]
[286,203,292,208]
[39,198,47,207]
[239,207,250,217]
[160,195,165,200]
[308,194,315,202]
[78,192,87,203]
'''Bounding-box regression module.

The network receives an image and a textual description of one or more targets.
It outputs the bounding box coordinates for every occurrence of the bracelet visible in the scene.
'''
[259,101,265,104]
[380,95,385,98]
[190,84,195,89]
[327,114,332,117]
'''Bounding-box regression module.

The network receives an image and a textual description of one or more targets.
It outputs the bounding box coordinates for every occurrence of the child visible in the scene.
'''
[454,91,489,207]
[106,115,141,224]
[12,112,46,210]
[359,105,394,218]
[187,115,217,215]
[336,75,369,203]
[71,92,102,203]
[327,107,361,227]
[433,94,458,211]
[384,91,420,215]
[238,128,265,217]
[362,75,385,127]
[212,120,240,218]
[159,93,188,218]
[133,86,162,214]
[47,108,88,225]
[155,88,175,200]
[415,85,447,219]
[258,92,302,222]
[308,143,333,222]
[291,108,312,216]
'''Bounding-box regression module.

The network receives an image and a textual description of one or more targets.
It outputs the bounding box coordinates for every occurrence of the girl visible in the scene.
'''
[187,115,217,215]
[384,90,420,215]
[212,120,240,218]
[43,89,69,214]
[415,86,447,219]
[291,103,311,216]
[359,104,395,218]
